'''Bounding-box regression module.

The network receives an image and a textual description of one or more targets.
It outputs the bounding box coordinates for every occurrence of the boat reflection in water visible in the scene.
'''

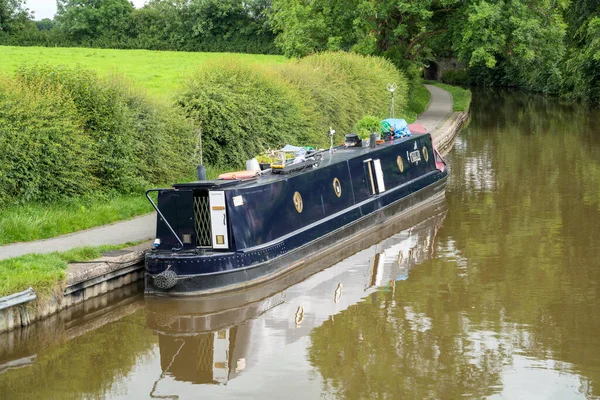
[145,198,447,388]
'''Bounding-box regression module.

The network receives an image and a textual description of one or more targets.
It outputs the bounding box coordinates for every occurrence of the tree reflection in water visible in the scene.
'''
[308,89,600,399]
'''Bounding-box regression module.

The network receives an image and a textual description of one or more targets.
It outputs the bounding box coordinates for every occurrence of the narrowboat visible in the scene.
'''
[146,204,447,386]
[144,123,448,296]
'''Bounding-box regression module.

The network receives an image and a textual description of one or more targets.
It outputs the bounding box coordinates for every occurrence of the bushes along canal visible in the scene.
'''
[0,52,411,246]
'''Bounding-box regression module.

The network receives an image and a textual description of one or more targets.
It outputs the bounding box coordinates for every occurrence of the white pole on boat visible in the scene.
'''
[329,127,336,154]
[387,83,397,118]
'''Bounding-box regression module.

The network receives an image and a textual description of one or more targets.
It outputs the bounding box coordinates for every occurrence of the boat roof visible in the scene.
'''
[173,134,427,191]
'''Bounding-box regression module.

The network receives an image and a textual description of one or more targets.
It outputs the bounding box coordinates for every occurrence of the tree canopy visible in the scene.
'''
[0,0,598,104]
[0,0,31,33]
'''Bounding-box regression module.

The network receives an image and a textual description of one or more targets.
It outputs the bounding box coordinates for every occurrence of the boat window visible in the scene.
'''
[333,178,342,197]
[293,191,303,213]
[397,155,404,173]
[423,146,429,162]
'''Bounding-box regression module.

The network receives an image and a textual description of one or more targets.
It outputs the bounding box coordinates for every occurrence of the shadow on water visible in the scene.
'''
[1,89,600,399]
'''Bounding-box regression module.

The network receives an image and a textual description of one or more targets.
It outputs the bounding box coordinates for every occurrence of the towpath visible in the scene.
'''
[0,215,155,261]
[416,84,453,133]
[0,84,457,261]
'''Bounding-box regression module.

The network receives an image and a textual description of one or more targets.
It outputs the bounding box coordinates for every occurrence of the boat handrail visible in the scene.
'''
[145,188,184,251]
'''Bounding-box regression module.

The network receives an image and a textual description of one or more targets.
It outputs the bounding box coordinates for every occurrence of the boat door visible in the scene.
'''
[364,158,386,194]
[209,191,229,249]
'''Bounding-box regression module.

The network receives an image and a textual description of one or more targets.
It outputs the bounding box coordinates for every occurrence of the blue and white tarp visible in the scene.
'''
[382,118,411,138]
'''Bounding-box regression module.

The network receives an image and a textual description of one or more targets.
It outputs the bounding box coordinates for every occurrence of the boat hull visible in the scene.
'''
[145,173,447,296]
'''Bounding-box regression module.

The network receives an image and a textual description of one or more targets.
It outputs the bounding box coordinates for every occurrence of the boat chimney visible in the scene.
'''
[196,127,207,180]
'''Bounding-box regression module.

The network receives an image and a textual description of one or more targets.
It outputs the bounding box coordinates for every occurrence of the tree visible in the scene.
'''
[270,0,570,94]
[0,0,31,33]
[35,18,55,31]
[562,0,600,103]
[56,0,134,43]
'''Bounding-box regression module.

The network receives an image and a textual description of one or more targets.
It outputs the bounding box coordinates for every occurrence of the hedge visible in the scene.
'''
[177,51,409,169]
[0,65,196,207]
[0,53,409,206]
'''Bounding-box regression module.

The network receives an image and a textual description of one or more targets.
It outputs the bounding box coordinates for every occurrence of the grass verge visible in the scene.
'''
[0,167,226,246]
[424,81,472,112]
[404,81,432,122]
[0,194,152,246]
[0,242,143,298]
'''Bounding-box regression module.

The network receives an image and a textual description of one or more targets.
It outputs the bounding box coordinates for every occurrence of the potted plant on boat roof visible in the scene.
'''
[255,152,295,170]
[355,116,381,147]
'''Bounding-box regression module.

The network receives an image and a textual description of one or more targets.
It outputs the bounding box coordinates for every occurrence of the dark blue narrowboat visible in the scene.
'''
[144,127,448,296]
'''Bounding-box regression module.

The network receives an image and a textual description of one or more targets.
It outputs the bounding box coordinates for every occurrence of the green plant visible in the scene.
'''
[355,115,381,139]
[441,69,469,86]
[0,64,196,207]
[178,52,409,169]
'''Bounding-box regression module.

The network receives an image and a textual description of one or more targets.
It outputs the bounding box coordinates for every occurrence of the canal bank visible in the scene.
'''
[3,88,600,399]
[0,83,469,333]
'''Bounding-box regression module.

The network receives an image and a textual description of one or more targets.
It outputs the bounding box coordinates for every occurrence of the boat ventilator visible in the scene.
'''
[194,193,212,247]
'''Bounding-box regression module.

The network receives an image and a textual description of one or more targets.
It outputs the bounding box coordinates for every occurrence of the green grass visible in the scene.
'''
[0,242,143,298]
[0,194,152,246]
[404,81,432,122]
[0,166,227,245]
[0,46,285,98]
[425,81,472,112]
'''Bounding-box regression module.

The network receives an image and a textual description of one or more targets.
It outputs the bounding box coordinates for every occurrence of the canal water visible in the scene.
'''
[1,89,600,399]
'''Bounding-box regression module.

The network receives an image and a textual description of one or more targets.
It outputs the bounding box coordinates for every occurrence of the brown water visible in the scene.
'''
[1,89,600,399]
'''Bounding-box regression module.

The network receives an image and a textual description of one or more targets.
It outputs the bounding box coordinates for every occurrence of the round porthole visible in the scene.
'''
[293,191,303,213]
[397,155,404,173]
[422,146,429,162]
[333,178,342,198]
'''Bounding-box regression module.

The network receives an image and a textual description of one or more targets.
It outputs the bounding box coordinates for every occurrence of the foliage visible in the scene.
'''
[56,0,134,43]
[0,76,95,205]
[177,61,321,168]
[270,0,456,62]
[562,1,600,104]
[441,69,469,85]
[270,0,358,57]
[1,0,278,54]
[126,0,277,54]
[269,0,600,105]
[355,116,381,139]
[0,64,196,206]
[177,52,408,169]
[0,0,30,32]
[405,80,431,122]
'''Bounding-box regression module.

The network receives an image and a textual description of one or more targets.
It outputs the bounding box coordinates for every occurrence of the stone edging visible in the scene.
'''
[431,106,470,156]
[0,243,150,333]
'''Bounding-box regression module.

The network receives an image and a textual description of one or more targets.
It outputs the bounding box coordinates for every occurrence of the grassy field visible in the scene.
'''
[0,46,286,98]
